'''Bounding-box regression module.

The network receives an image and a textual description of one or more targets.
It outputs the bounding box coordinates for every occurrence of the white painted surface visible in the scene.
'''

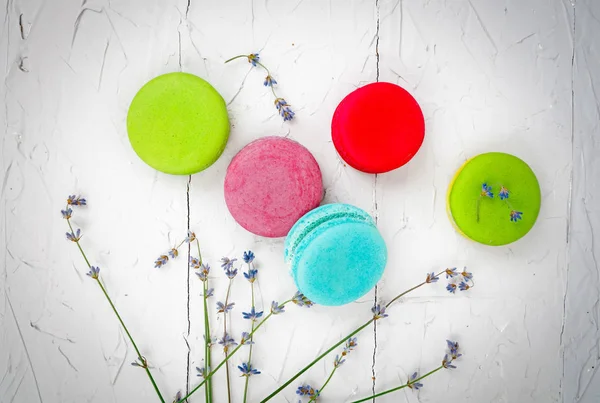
[0,0,597,402]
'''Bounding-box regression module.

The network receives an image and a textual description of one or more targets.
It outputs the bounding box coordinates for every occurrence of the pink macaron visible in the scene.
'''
[224,137,323,238]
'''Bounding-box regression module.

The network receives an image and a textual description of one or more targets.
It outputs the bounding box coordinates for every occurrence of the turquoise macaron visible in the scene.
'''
[284,204,387,306]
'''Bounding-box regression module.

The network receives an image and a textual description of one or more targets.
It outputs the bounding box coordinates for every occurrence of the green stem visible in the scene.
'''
[66,219,91,268]
[224,358,231,403]
[260,270,446,402]
[195,239,203,266]
[261,320,373,402]
[309,367,337,402]
[224,54,279,99]
[350,366,444,403]
[65,214,165,403]
[223,54,271,76]
[178,299,292,403]
[255,61,271,76]
[202,280,212,403]
[476,197,481,223]
[96,280,165,403]
[195,239,211,403]
[243,275,256,403]
[255,61,278,99]
[223,279,234,403]
[224,54,249,64]
[385,270,445,308]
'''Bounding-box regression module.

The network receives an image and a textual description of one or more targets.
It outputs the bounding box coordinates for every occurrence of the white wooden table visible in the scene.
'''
[1,0,599,402]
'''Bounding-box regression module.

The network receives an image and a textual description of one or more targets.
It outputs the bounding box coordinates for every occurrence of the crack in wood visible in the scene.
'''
[372,0,381,400]
[185,175,192,400]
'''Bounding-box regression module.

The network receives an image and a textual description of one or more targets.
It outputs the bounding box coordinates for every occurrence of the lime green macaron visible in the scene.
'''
[127,72,230,175]
[447,152,541,246]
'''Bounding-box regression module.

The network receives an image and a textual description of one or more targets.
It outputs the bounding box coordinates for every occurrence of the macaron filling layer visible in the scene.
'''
[294,221,386,305]
[285,204,386,306]
[284,204,373,263]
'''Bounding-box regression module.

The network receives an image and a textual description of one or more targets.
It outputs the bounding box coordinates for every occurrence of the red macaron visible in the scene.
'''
[224,137,323,238]
[332,82,425,174]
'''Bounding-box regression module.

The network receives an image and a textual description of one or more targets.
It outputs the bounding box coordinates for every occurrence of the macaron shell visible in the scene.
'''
[284,203,374,262]
[127,72,229,175]
[447,152,541,246]
[445,158,471,239]
[332,82,425,174]
[225,137,323,238]
[293,219,387,306]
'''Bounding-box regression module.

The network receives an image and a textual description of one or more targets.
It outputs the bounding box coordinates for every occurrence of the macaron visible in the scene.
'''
[224,137,323,238]
[127,72,229,175]
[447,152,541,246]
[284,204,387,306]
[332,82,425,174]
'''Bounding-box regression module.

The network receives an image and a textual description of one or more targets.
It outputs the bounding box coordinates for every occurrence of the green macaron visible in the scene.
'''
[127,72,230,175]
[447,152,541,246]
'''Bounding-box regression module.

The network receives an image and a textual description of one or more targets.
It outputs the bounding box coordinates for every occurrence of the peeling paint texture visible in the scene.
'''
[0,0,598,402]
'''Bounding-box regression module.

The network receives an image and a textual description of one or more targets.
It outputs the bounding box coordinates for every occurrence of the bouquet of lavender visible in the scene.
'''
[63,195,473,402]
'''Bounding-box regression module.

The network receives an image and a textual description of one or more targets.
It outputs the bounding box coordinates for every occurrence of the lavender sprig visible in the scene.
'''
[61,196,165,403]
[177,294,299,403]
[225,53,295,122]
[67,195,87,206]
[242,251,260,403]
[242,307,264,321]
[351,340,463,402]
[407,372,424,390]
[190,239,212,403]
[305,338,359,402]
[297,384,319,399]
[238,362,261,377]
[477,183,523,223]
[445,267,475,294]
[153,230,193,269]
[261,268,470,402]
[219,256,238,403]
[292,291,314,308]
